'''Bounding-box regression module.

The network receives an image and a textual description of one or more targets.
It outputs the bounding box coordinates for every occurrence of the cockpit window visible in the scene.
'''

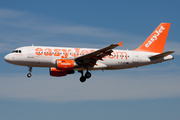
[12,50,18,53]
[12,50,22,53]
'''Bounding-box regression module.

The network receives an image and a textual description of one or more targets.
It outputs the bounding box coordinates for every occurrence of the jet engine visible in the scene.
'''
[56,59,76,70]
[49,67,74,77]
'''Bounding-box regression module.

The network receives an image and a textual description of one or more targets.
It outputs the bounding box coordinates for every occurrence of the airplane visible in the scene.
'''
[4,23,174,82]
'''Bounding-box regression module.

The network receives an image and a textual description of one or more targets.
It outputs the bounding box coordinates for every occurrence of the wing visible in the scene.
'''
[74,42,123,67]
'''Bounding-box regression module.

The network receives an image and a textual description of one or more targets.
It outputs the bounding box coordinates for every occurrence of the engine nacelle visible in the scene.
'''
[49,67,74,77]
[56,59,76,70]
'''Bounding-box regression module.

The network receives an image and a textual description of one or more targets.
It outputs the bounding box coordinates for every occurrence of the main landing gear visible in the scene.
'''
[27,66,32,78]
[78,70,92,82]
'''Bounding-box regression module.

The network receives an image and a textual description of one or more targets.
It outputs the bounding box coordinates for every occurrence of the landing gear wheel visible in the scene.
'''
[80,76,86,82]
[85,71,91,79]
[27,66,32,78]
[27,73,32,78]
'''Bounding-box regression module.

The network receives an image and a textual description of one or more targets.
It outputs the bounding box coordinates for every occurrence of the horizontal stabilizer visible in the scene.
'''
[149,51,175,60]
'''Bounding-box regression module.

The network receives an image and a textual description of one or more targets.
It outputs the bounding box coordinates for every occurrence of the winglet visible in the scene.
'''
[118,42,123,47]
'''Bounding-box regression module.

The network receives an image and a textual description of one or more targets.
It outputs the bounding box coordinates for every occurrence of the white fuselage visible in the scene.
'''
[4,46,173,71]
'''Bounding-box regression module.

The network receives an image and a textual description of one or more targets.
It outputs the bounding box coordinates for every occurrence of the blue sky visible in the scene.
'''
[0,0,180,120]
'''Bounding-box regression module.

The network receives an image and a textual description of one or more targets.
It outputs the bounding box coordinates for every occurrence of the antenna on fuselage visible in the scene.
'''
[32,44,34,46]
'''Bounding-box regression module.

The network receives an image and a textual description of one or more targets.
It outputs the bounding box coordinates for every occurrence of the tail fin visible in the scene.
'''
[134,23,171,53]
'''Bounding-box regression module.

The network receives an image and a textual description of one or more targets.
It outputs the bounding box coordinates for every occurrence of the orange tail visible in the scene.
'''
[134,23,171,53]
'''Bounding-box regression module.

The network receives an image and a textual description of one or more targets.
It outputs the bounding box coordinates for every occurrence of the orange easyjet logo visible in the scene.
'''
[35,48,128,60]
[145,26,165,48]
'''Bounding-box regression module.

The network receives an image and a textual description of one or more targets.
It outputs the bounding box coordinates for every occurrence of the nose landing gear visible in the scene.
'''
[27,66,32,78]
[78,70,92,82]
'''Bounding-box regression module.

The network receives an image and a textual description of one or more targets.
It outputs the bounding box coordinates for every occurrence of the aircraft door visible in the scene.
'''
[28,46,34,58]
[133,52,138,63]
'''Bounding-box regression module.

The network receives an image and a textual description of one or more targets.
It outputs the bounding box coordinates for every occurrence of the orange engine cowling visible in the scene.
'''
[50,67,74,77]
[56,59,75,70]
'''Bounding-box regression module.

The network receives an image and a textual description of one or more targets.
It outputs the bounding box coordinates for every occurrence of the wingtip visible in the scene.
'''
[118,42,123,47]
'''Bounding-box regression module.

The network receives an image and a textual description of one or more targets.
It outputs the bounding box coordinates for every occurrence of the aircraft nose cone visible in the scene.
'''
[4,54,10,62]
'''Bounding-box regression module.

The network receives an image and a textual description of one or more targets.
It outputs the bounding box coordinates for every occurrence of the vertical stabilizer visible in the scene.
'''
[134,23,171,53]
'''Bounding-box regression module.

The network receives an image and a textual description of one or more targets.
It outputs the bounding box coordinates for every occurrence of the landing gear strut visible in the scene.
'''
[78,70,92,82]
[27,66,32,78]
